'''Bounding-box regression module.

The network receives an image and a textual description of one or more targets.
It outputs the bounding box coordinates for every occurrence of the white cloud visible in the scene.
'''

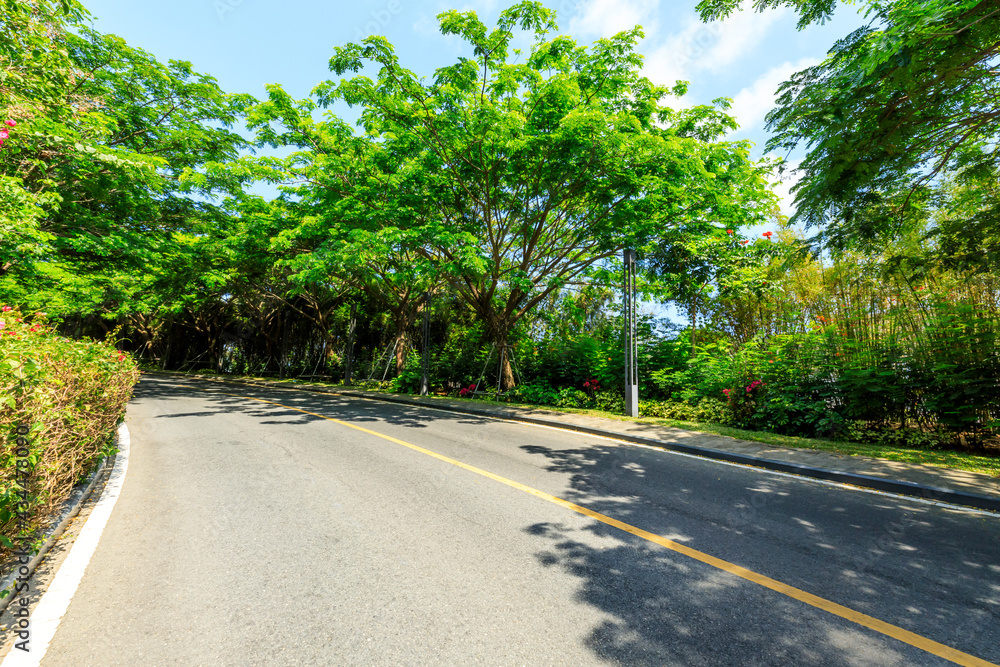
[728,57,818,132]
[641,7,786,87]
[568,0,659,39]
[768,159,802,218]
[705,8,787,72]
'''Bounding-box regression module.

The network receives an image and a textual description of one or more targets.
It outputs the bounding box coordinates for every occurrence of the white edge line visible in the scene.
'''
[2,423,131,667]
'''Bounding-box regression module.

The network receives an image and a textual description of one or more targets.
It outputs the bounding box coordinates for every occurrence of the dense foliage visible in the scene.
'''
[0,305,139,560]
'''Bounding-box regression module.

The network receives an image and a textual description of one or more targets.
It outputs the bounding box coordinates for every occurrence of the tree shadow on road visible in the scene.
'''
[517,441,1000,666]
[133,375,494,431]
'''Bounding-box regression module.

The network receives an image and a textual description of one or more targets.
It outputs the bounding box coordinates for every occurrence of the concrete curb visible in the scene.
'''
[0,435,115,617]
[154,371,1000,514]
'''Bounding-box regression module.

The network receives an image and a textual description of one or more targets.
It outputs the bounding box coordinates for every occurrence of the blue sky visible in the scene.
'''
[80,0,869,215]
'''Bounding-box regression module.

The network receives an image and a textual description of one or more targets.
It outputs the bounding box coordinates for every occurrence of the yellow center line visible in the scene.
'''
[223,391,996,667]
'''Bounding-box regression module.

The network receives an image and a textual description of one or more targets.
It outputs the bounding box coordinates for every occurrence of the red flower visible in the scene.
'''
[726,229,734,235]
[1,306,10,312]
[762,231,773,239]
[117,354,126,362]
[459,388,469,396]
[4,120,15,128]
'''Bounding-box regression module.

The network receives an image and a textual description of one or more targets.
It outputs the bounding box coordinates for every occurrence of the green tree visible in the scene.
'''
[699,0,1000,266]
[253,1,774,389]
[1,6,253,325]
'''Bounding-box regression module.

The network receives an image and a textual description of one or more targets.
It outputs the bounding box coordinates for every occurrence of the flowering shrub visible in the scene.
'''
[723,375,765,425]
[0,119,16,150]
[0,307,139,559]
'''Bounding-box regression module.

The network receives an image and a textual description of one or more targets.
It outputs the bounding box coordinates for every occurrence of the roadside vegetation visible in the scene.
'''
[0,306,139,561]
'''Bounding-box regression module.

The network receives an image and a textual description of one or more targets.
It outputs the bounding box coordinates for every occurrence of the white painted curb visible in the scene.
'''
[2,422,131,666]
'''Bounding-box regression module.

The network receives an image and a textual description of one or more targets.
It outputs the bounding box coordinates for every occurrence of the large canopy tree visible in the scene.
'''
[250,0,774,388]
[1,1,253,322]
[698,0,1000,270]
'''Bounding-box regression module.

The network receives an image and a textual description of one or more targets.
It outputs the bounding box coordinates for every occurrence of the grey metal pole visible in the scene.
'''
[344,302,357,385]
[420,292,431,396]
[279,311,288,381]
[624,249,639,417]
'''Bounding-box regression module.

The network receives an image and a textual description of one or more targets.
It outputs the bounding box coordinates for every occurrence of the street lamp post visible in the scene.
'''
[344,302,357,385]
[420,291,431,396]
[624,248,638,418]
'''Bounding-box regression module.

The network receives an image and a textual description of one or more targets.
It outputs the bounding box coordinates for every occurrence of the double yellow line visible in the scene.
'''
[224,391,996,667]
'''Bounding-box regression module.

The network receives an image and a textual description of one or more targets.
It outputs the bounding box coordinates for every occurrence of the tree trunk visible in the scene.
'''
[493,324,517,391]
[388,300,421,376]
[499,345,515,391]
[161,324,172,370]
[394,327,408,376]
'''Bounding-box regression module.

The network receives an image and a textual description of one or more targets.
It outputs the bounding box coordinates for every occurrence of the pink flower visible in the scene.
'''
[0,130,8,140]
[584,381,590,388]
[722,388,731,397]
[1,306,10,312]
[0,321,4,330]
[459,388,468,396]
[469,384,477,391]
[4,120,15,128]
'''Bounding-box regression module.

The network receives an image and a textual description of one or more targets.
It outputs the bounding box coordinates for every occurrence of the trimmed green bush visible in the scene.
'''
[1,307,139,560]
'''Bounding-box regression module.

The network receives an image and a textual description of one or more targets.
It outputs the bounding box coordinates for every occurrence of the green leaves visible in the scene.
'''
[1,3,257,324]
[756,0,1000,268]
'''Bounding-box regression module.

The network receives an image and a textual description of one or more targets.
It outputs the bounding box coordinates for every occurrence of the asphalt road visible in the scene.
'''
[34,375,1000,665]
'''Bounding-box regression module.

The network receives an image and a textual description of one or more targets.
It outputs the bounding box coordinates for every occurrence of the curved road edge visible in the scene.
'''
[1,422,131,667]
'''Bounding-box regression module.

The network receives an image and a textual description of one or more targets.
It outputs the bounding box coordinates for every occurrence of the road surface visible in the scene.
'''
[25,375,1000,665]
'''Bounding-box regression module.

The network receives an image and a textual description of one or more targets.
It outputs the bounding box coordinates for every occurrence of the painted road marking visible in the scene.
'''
[2,423,131,667]
[225,392,996,667]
